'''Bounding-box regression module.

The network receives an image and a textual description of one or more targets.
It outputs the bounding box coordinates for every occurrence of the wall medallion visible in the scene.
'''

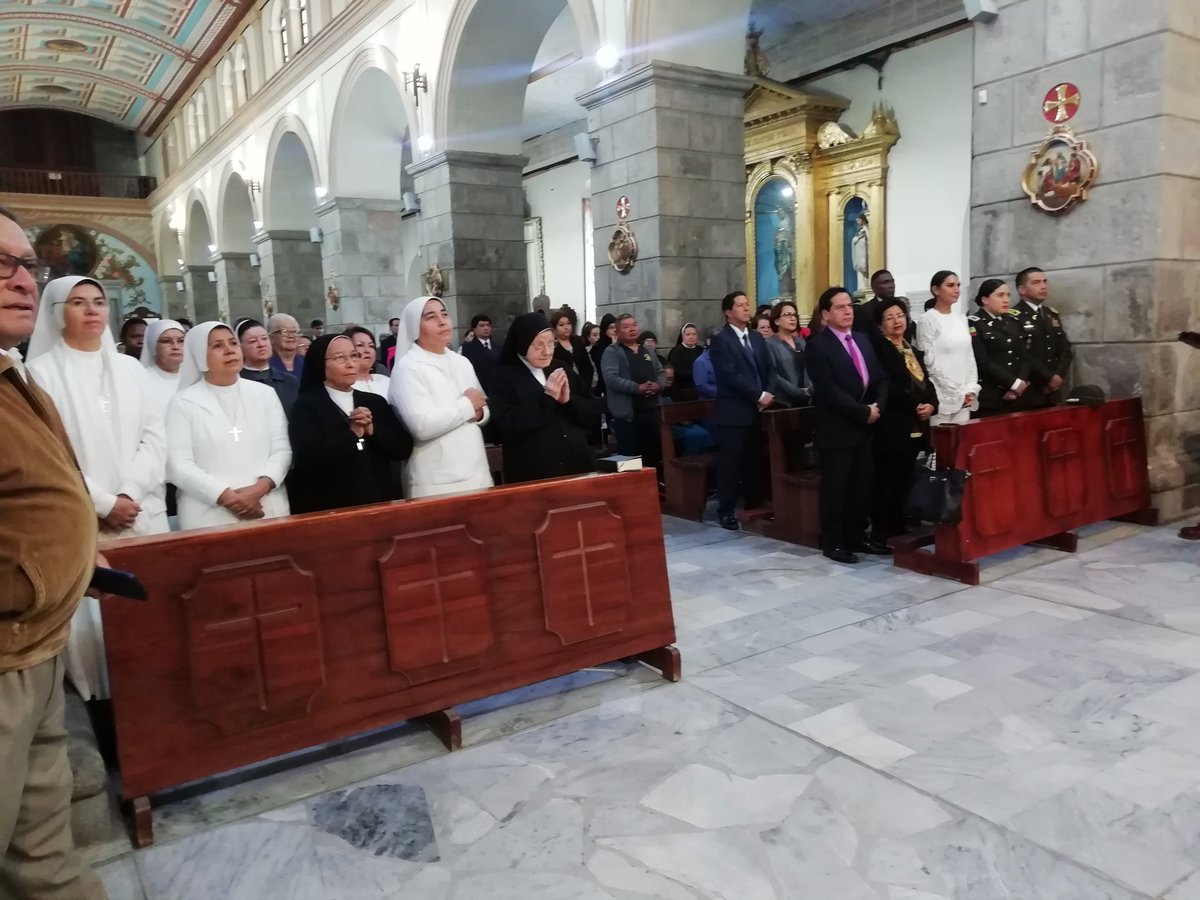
[607,224,638,273]
[1022,83,1098,215]
[422,263,445,297]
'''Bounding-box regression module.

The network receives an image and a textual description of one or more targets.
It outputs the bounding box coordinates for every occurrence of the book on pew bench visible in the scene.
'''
[597,455,643,473]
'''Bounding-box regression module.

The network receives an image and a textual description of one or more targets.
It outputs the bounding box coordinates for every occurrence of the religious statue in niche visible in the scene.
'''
[1021,82,1099,215]
[753,176,796,303]
[842,197,869,296]
[607,224,638,274]
[423,263,445,297]
[744,21,770,78]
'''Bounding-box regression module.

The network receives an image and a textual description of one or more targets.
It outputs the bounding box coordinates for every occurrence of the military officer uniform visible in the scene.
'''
[1012,298,1073,406]
[969,309,1034,416]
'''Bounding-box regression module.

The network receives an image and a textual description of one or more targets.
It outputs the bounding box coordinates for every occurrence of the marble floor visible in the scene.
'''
[95,518,1200,900]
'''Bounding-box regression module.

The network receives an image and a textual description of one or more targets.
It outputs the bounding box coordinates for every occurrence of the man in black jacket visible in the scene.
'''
[1012,267,1072,406]
[806,286,890,563]
[709,290,777,530]
[459,314,500,392]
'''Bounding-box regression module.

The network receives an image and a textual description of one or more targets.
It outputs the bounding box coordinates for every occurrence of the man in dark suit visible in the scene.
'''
[379,316,400,369]
[459,314,500,392]
[709,290,777,531]
[1011,266,1072,407]
[805,286,890,564]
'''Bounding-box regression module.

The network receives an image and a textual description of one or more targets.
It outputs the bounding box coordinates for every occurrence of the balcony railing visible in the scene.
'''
[0,167,156,200]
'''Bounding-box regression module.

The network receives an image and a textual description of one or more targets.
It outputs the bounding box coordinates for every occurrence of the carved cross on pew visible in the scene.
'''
[550,521,616,627]
[404,547,473,663]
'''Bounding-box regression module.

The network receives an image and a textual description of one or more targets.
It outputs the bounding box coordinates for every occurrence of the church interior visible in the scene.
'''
[2,0,1200,897]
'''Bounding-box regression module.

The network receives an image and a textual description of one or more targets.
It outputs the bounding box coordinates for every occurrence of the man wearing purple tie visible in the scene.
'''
[804,286,890,564]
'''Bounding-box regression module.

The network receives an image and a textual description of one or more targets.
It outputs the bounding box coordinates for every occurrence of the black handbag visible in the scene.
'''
[904,454,969,524]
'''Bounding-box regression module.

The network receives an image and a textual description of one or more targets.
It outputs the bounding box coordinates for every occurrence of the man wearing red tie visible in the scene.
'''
[709,291,778,531]
[805,286,890,564]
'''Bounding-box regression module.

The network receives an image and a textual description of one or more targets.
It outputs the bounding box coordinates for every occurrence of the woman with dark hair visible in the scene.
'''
[666,322,703,401]
[914,270,978,425]
[342,324,390,396]
[764,301,810,407]
[638,329,667,367]
[871,297,938,541]
[550,307,595,388]
[287,334,412,513]
[582,321,601,394]
[489,312,601,483]
[969,279,1033,417]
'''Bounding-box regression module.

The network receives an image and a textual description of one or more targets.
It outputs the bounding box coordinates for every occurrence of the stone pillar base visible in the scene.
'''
[253,230,325,326]
[213,252,263,324]
[183,266,218,322]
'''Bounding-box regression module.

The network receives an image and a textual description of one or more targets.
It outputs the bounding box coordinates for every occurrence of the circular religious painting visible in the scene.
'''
[35,223,99,277]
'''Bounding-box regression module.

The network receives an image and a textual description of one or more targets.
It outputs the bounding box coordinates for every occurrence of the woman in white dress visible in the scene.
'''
[345,325,390,396]
[914,270,979,426]
[166,321,292,529]
[27,276,169,700]
[387,296,492,498]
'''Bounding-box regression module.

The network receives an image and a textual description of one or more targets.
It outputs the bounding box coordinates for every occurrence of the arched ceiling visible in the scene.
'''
[0,0,255,134]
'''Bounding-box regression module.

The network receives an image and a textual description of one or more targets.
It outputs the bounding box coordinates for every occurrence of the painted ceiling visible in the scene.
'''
[0,0,252,133]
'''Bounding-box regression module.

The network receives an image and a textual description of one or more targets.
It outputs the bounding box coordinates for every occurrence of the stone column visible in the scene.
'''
[578,62,751,342]
[316,198,411,335]
[970,0,1200,517]
[408,151,529,333]
[183,265,219,322]
[213,252,263,324]
[159,275,190,321]
[252,230,325,326]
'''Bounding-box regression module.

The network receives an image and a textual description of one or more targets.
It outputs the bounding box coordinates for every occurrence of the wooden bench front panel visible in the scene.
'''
[100,470,674,800]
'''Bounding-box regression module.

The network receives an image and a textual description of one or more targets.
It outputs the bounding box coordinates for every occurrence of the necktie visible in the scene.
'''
[483,340,490,350]
[741,332,753,358]
[843,333,868,387]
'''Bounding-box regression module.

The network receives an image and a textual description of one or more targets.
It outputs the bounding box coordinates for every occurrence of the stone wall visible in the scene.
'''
[183,266,219,322]
[213,253,262,324]
[970,0,1200,518]
[253,230,325,327]
[580,62,749,343]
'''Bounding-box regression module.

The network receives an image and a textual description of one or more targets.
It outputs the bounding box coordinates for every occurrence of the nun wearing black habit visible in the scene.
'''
[287,333,414,513]
[488,312,602,484]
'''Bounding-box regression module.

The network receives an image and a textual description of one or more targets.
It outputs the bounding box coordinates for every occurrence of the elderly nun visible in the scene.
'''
[26,276,169,701]
[165,321,291,530]
[387,295,493,498]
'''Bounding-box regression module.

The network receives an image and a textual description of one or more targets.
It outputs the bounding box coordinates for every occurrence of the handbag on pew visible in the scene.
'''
[904,452,970,524]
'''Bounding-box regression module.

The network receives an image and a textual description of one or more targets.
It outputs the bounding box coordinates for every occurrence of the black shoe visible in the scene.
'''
[719,514,740,531]
[852,539,892,555]
[823,548,860,564]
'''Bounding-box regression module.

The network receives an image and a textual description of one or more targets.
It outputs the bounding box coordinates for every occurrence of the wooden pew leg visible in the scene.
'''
[1113,507,1160,526]
[891,531,980,586]
[632,645,682,683]
[1028,531,1078,553]
[416,708,462,751]
[128,796,153,848]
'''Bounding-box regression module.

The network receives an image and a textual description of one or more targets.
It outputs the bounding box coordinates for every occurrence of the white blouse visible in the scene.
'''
[915,308,980,417]
[354,373,391,397]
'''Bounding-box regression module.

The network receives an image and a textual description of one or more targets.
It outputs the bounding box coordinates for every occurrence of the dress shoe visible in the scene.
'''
[1180,523,1200,541]
[823,548,860,564]
[719,515,740,531]
[852,539,892,555]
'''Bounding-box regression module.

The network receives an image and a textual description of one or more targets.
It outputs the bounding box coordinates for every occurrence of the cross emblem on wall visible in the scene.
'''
[1042,82,1081,124]
[616,195,631,221]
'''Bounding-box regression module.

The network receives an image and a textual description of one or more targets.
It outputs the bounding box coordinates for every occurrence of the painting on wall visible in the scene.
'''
[28,223,162,318]
[842,197,869,296]
[753,176,796,304]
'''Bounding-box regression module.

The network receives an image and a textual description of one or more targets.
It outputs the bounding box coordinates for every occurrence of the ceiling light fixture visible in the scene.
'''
[416,133,434,154]
[595,44,620,71]
[314,185,327,201]
[402,64,429,108]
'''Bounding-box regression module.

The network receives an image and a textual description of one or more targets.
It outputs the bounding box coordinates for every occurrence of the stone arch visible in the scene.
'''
[240,24,264,95]
[217,56,236,121]
[262,114,321,230]
[625,0,750,72]
[328,48,416,199]
[184,192,216,265]
[217,165,257,253]
[435,0,600,155]
[156,215,183,275]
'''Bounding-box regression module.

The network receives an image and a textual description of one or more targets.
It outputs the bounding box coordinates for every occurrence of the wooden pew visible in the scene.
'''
[99,469,678,846]
[891,398,1157,585]
[658,399,716,520]
[757,406,820,548]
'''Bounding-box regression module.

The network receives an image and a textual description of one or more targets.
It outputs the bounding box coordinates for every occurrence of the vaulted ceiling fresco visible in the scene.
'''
[0,0,252,133]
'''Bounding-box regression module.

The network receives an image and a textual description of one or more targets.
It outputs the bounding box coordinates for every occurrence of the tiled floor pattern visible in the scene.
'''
[95,518,1200,899]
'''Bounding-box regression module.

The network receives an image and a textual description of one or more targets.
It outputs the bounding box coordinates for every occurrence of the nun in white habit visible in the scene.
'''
[388,296,493,498]
[141,317,185,419]
[166,321,292,530]
[27,275,169,700]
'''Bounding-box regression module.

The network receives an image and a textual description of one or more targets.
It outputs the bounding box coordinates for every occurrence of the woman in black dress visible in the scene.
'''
[550,307,595,388]
[489,313,602,484]
[870,298,938,542]
[287,334,413,513]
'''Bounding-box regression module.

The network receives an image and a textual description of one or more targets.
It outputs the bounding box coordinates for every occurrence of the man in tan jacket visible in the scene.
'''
[0,208,107,899]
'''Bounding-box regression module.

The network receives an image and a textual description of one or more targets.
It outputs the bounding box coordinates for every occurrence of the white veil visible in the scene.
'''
[393,295,445,363]
[26,275,119,361]
[179,321,229,389]
[141,318,184,372]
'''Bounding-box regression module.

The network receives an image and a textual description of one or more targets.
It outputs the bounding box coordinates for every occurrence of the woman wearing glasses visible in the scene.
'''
[489,312,601,484]
[764,301,811,407]
[287,334,413,513]
[26,276,169,702]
